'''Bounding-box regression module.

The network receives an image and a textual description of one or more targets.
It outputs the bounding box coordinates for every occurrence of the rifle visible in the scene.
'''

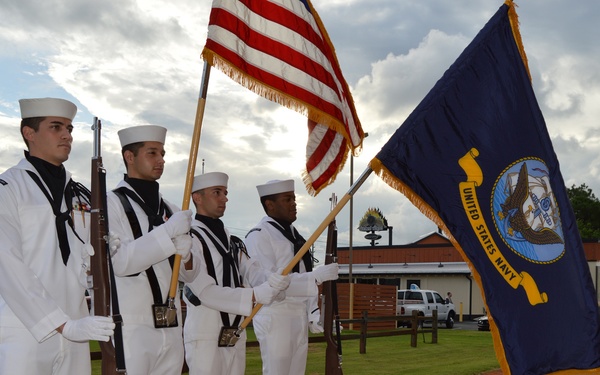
[323,194,343,375]
[89,117,126,374]
[226,167,373,346]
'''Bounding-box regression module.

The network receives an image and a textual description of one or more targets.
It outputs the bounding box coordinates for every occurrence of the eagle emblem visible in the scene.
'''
[492,159,565,263]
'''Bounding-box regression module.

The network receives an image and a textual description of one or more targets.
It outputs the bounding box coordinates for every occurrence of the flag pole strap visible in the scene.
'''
[238,166,373,330]
[168,61,212,300]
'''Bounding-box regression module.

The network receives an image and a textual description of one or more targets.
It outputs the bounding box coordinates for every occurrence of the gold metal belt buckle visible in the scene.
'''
[152,304,178,328]
[218,326,241,347]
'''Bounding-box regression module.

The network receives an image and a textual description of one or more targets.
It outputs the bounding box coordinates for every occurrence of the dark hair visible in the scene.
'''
[260,194,280,214]
[20,117,44,148]
[121,142,146,170]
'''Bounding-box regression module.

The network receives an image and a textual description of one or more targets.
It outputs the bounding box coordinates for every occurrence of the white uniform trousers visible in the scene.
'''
[0,326,90,374]
[122,323,184,375]
[184,330,247,375]
[253,306,308,375]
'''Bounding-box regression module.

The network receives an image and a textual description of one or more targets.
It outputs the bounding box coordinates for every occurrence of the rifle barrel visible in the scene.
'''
[89,117,121,374]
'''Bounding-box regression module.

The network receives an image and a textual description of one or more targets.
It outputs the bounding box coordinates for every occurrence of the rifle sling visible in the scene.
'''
[100,174,126,372]
[330,228,343,356]
[324,224,343,366]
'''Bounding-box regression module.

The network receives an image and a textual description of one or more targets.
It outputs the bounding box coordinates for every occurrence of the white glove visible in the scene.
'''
[82,243,95,257]
[253,281,282,305]
[268,273,291,291]
[173,234,192,262]
[61,316,115,342]
[308,311,324,333]
[79,243,95,286]
[274,291,286,302]
[163,210,192,238]
[80,243,94,270]
[106,231,121,255]
[312,263,339,285]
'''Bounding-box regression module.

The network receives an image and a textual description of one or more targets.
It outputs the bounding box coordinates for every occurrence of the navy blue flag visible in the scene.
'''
[370,2,600,374]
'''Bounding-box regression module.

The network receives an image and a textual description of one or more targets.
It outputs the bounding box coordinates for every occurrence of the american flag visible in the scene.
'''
[202,0,364,195]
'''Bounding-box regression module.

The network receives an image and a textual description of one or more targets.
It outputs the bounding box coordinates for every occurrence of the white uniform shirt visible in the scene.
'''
[184,219,273,375]
[244,216,319,375]
[0,158,90,342]
[106,180,197,326]
[244,216,318,309]
[183,219,265,342]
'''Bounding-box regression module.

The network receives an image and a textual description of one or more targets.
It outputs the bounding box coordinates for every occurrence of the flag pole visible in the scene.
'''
[167,61,212,315]
[234,166,373,337]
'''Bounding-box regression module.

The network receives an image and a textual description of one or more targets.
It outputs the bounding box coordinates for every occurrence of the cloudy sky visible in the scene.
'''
[1,0,599,263]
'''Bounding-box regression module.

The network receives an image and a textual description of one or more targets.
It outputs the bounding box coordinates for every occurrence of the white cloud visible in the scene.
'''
[354,29,469,135]
[1,0,600,259]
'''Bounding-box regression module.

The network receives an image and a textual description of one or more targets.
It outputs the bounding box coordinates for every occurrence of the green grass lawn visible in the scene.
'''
[92,327,499,375]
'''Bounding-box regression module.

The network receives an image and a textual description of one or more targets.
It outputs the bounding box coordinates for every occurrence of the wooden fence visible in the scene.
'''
[93,283,438,367]
[92,310,437,372]
[335,283,397,330]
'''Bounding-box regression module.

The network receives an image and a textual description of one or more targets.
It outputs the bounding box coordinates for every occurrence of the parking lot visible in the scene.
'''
[452,320,480,330]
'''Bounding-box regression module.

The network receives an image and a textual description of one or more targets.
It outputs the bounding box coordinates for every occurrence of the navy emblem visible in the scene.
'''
[491,158,564,263]
[0,179,6,186]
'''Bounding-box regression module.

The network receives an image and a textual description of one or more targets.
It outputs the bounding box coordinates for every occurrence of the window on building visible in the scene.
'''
[380,278,400,287]
[357,277,377,285]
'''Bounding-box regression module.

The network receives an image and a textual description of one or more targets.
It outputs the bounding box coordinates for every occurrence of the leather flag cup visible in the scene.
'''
[370,2,600,374]
[202,0,364,195]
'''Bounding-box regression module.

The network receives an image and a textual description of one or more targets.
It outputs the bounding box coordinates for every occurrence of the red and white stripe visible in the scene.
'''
[304,120,348,193]
[202,0,364,194]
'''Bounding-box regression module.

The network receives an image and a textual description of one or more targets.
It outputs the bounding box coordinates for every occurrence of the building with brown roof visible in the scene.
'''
[337,232,600,319]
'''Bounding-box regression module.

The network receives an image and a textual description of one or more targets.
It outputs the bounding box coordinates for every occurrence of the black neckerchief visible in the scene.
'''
[267,216,312,272]
[124,175,160,215]
[194,214,237,289]
[196,214,228,247]
[271,217,292,232]
[26,152,66,205]
[188,226,242,328]
[25,151,75,265]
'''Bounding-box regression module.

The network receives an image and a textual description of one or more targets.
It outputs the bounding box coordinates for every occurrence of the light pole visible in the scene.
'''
[347,132,367,329]
[348,151,354,329]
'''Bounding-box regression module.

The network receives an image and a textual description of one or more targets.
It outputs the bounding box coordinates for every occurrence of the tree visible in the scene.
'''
[566,183,600,240]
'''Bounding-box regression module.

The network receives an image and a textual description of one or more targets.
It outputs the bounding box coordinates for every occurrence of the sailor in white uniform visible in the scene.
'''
[244,179,340,375]
[107,125,197,375]
[183,172,291,375]
[0,98,114,374]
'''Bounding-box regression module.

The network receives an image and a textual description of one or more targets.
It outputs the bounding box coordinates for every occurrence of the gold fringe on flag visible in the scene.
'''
[301,143,351,197]
[506,1,532,82]
[369,158,450,237]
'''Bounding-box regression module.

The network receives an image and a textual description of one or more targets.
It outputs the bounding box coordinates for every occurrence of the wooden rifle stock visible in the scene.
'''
[323,195,343,374]
[89,118,122,374]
